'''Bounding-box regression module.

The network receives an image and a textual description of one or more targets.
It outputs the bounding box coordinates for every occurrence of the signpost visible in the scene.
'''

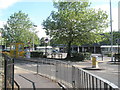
[44,37,49,57]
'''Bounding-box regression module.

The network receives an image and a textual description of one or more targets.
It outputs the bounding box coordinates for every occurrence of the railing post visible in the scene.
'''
[4,56,7,90]
[92,76,94,90]
[86,72,89,89]
[36,60,39,74]
[12,58,14,90]
[72,66,75,89]
[3,55,15,90]
[55,61,58,81]
[102,54,104,61]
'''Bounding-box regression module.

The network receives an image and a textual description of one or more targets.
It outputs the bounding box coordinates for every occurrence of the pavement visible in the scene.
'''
[14,66,61,89]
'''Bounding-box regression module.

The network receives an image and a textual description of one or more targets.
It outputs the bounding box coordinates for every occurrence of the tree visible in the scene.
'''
[42,1,108,58]
[2,11,39,47]
[101,31,120,45]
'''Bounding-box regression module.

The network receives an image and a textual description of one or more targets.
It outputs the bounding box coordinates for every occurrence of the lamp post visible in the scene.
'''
[110,0,113,61]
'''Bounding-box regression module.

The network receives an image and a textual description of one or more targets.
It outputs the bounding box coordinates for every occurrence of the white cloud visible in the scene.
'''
[0,0,21,9]
[35,25,47,39]
[0,0,22,17]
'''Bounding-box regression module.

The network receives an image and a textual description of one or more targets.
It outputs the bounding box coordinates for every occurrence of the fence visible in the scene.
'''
[17,58,119,90]
[72,66,119,89]
[0,53,4,89]
[47,53,67,59]
[2,54,14,90]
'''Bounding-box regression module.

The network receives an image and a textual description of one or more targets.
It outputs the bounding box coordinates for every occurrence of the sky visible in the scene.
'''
[0,0,119,39]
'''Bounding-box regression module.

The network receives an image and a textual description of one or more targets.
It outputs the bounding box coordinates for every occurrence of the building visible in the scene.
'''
[55,43,101,54]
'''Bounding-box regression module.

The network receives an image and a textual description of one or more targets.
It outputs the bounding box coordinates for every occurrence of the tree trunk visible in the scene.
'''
[66,40,72,59]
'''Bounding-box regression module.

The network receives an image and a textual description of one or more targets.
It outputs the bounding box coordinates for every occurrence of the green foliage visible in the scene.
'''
[106,53,112,57]
[71,52,84,61]
[2,11,39,47]
[42,1,108,58]
[71,52,91,61]
[39,37,45,46]
[101,31,120,45]
[83,52,91,60]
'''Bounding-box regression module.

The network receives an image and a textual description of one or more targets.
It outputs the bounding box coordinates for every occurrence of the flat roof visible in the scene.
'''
[101,45,119,47]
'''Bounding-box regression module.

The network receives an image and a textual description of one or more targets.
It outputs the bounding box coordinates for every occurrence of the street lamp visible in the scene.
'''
[109,0,113,61]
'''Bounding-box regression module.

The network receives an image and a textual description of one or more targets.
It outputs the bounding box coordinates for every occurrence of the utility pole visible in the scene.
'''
[110,0,113,61]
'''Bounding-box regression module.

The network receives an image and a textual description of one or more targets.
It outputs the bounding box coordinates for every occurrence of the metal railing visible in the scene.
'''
[17,58,119,90]
[72,66,119,90]
[2,54,14,90]
[0,53,4,89]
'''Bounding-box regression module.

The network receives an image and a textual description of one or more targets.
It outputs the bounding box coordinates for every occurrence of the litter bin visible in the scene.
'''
[92,56,99,68]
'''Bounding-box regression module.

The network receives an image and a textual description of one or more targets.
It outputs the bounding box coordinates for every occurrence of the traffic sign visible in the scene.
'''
[44,37,49,43]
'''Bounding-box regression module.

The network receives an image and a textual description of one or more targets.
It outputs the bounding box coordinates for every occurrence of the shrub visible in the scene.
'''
[71,52,91,61]
[83,52,91,60]
[30,51,43,58]
[105,53,112,57]
[71,52,84,61]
